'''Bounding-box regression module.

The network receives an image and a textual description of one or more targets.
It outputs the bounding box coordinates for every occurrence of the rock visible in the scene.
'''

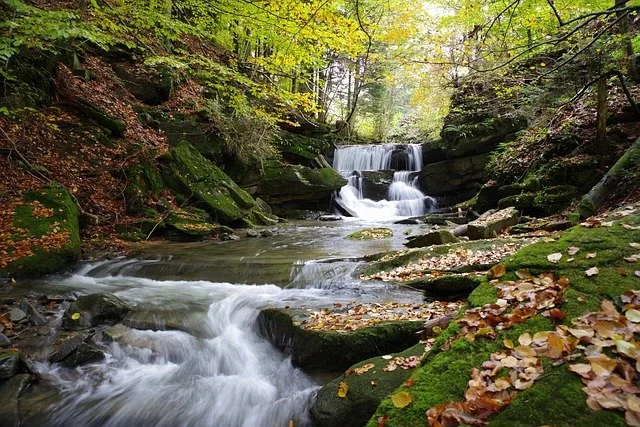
[395,213,468,226]
[49,331,90,362]
[259,229,275,237]
[407,275,483,299]
[245,228,260,238]
[160,141,277,227]
[103,324,131,342]
[73,98,126,137]
[346,228,393,240]
[467,207,520,240]
[310,344,425,427]
[404,230,459,248]
[258,309,422,369]
[19,301,45,326]
[533,185,578,216]
[121,160,164,215]
[0,350,20,378]
[0,374,30,427]
[256,160,347,215]
[418,153,490,198]
[60,343,105,368]
[389,147,410,170]
[276,132,331,168]
[1,183,81,278]
[452,224,469,237]
[360,170,395,201]
[497,193,535,211]
[0,333,10,347]
[62,293,132,330]
[319,214,342,222]
[473,183,501,213]
[9,308,27,323]
[165,207,233,240]
[111,62,172,106]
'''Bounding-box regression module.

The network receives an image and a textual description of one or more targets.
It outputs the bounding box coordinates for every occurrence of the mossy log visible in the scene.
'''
[578,137,640,218]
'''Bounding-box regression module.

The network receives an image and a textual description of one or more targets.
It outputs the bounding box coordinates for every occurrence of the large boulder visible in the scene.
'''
[467,207,520,240]
[62,293,132,330]
[160,141,277,226]
[257,308,423,369]
[256,161,347,215]
[1,183,81,277]
[360,170,395,201]
[418,153,490,197]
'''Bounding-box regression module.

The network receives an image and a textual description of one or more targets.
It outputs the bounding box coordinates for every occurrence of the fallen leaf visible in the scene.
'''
[391,391,413,408]
[618,267,629,277]
[371,380,378,387]
[586,253,597,259]
[547,253,562,263]
[403,378,415,388]
[71,312,81,320]
[625,309,640,323]
[354,363,375,375]
[635,271,640,278]
[489,263,506,278]
[518,333,532,346]
[515,269,532,279]
[503,339,515,349]
[569,363,592,376]
[568,247,580,256]
[585,267,599,277]
[630,243,640,249]
[381,355,393,360]
[337,381,349,398]
[377,415,389,427]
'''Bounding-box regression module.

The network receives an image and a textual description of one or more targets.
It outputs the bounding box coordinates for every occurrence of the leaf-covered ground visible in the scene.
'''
[368,203,640,427]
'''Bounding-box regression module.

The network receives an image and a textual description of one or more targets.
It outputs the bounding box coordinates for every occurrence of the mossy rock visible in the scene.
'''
[407,274,483,299]
[257,308,422,369]
[311,344,425,427]
[62,292,132,330]
[467,207,520,240]
[532,185,578,216]
[123,159,164,214]
[165,207,233,238]
[160,141,271,226]
[73,99,126,137]
[497,193,535,211]
[347,228,393,240]
[2,183,81,277]
[473,183,500,213]
[257,160,347,212]
[276,132,331,166]
[404,230,459,248]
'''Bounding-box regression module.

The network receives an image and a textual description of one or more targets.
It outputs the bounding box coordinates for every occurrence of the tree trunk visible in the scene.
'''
[596,76,608,148]
[578,137,640,218]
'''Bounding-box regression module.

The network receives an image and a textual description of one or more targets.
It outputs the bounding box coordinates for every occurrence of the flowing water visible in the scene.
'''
[17,220,426,426]
[332,144,436,219]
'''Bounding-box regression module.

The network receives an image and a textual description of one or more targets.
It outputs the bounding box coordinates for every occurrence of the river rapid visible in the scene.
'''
[18,219,426,426]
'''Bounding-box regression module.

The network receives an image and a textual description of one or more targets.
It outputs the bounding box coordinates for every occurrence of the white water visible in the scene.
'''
[33,255,420,426]
[332,144,435,220]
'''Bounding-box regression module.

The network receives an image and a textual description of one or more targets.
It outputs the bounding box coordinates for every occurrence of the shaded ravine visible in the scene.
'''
[24,221,423,426]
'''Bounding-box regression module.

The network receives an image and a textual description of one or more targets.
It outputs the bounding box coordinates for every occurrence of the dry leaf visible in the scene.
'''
[337,381,349,398]
[354,363,375,375]
[630,243,640,249]
[503,339,515,349]
[71,312,81,320]
[489,263,507,278]
[403,378,415,388]
[381,355,393,360]
[377,415,389,427]
[547,253,562,263]
[625,309,640,323]
[391,391,413,408]
[585,267,599,277]
[518,333,532,346]
[586,252,597,259]
[515,269,532,279]
[568,247,580,256]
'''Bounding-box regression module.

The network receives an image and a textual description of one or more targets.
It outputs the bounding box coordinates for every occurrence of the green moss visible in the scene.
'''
[123,159,164,214]
[311,344,425,427]
[367,317,552,427]
[347,228,393,240]
[5,183,80,277]
[408,275,481,299]
[73,99,126,137]
[489,364,624,426]
[467,280,499,307]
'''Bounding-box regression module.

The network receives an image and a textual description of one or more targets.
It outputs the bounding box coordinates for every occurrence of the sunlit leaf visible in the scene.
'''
[391,391,413,408]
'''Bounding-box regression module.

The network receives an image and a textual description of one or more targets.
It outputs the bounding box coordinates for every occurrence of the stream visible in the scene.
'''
[18,219,428,426]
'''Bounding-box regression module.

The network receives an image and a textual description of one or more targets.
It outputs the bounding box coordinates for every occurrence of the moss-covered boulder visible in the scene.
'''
[532,184,578,216]
[276,132,331,167]
[360,170,395,201]
[256,160,347,214]
[73,99,126,137]
[164,207,232,239]
[160,141,277,226]
[122,160,164,214]
[404,230,459,248]
[347,228,393,240]
[1,183,80,277]
[407,274,483,299]
[311,344,426,427]
[257,308,423,369]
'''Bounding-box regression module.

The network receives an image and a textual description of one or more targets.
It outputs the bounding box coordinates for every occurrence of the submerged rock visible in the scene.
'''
[0,349,20,379]
[347,228,393,240]
[62,293,132,330]
[0,374,30,427]
[319,214,342,222]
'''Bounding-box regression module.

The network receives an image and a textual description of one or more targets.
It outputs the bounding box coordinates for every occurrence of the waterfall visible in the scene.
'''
[332,144,436,219]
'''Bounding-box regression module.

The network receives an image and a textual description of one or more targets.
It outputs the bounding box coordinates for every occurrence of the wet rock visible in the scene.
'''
[60,343,105,368]
[0,333,10,347]
[404,230,459,248]
[0,349,20,378]
[407,274,483,300]
[245,229,260,238]
[467,207,520,240]
[9,308,26,322]
[0,374,30,427]
[319,214,342,222]
[49,331,89,362]
[62,292,132,330]
[259,229,275,237]
[103,324,131,342]
[360,170,395,201]
[452,224,469,237]
[418,153,490,197]
[311,344,425,427]
[258,308,422,369]
[19,301,46,326]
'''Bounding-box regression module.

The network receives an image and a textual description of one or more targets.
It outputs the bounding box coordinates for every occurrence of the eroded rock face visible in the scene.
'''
[418,153,490,197]
[62,293,132,330]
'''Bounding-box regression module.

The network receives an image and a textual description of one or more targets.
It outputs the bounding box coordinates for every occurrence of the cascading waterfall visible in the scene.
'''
[332,143,436,220]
